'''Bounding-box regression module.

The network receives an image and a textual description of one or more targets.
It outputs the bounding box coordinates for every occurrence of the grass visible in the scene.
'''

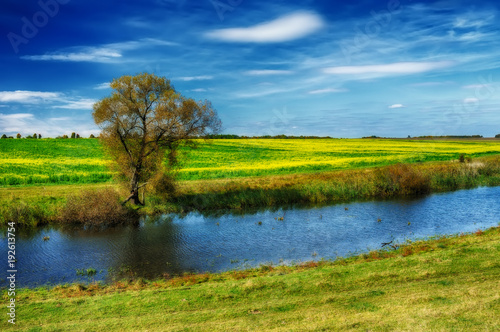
[0,139,112,186]
[1,138,500,186]
[2,225,499,331]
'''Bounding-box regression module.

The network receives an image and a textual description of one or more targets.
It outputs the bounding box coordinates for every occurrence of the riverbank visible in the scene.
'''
[2,225,499,331]
[1,155,500,226]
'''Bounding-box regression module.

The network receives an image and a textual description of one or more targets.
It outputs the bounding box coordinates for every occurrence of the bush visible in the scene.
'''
[149,170,177,200]
[59,188,137,226]
[375,164,431,196]
[0,201,50,227]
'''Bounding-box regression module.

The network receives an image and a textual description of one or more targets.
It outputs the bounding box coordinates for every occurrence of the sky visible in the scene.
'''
[1,0,500,138]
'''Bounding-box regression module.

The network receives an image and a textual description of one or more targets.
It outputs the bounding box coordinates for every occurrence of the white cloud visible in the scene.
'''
[190,88,207,92]
[462,84,495,89]
[177,75,213,81]
[308,88,348,94]
[0,113,99,137]
[0,113,35,134]
[53,98,97,110]
[94,83,111,90]
[21,38,176,63]
[323,61,454,76]
[244,70,293,76]
[0,90,96,110]
[205,11,324,43]
[0,91,60,103]
[411,81,455,87]
[463,98,479,103]
[22,48,122,62]
[388,104,405,109]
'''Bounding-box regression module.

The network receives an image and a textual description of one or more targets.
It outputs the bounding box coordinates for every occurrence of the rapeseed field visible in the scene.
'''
[1,138,499,186]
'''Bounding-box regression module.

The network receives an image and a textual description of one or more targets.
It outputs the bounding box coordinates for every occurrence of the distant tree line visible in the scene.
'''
[0,132,99,139]
[363,135,485,139]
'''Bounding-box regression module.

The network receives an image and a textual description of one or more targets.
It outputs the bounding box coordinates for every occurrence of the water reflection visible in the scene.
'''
[1,186,499,288]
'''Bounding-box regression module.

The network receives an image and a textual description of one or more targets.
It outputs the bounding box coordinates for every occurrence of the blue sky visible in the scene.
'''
[1,0,500,137]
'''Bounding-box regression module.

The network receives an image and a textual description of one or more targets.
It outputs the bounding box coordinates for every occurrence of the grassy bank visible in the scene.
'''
[2,226,499,331]
[2,155,500,226]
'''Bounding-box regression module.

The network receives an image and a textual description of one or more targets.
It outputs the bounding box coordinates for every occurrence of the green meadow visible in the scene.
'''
[1,138,500,186]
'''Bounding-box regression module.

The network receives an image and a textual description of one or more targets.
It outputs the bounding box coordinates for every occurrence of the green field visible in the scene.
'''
[1,138,500,186]
[3,226,499,331]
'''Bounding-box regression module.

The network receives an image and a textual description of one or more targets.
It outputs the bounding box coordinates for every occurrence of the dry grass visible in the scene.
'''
[58,188,137,225]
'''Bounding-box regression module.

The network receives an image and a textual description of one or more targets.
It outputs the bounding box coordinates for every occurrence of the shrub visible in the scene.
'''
[375,164,431,196]
[0,201,50,227]
[59,188,137,226]
[1,134,6,139]
[149,169,177,200]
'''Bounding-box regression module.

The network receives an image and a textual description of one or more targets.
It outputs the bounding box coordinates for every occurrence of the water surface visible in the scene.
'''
[2,186,499,288]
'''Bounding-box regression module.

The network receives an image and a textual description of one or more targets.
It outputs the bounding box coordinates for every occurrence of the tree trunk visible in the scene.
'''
[122,167,144,205]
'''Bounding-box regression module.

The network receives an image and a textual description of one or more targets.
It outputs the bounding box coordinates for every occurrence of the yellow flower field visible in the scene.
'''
[1,138,499,186]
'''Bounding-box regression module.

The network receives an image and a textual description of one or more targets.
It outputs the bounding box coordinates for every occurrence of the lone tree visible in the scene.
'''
[92,73,221,205]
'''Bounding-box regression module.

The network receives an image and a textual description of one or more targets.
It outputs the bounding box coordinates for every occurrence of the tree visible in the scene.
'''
[71,132,76,139]
[38,134,42,139]
[16,133,21,139]
[92,73,221,205]
[33,133,37,139]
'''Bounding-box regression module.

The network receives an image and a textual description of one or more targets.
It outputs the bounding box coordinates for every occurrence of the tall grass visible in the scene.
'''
[168,156,500,212]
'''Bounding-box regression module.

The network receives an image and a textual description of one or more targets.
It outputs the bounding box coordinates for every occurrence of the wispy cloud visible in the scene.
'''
[244,70,293,76]
[22,48,122,62]
[463,98,479,103]
[323,61,454,76]
[21,38,176,63]
[411,81,455,87]
[388,104,405,109]
[0,90,95,110]
[205,11,324,43]
[94,83,111,90]
[0,91,60,103]
[53,99,97,110]
[308,88,348,94]
[0,113,98,137]
[177,75,213,81]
